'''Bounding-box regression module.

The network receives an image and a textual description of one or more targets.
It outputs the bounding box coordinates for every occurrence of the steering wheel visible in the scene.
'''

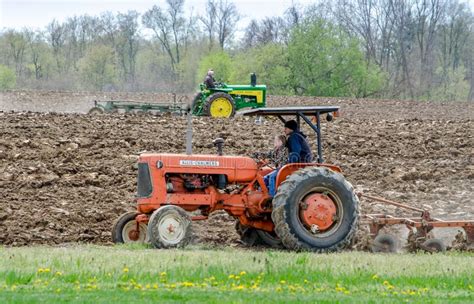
[251,153,276,170]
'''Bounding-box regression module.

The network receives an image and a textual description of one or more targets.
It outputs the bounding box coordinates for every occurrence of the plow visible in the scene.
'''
[359,193,474,253]
[89,75,266,118]
[112,105,474,253]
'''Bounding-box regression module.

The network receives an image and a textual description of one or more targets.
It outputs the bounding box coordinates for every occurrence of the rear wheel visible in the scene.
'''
[272,167,359,252]
[112,212,148,244]
[147,206,193,249]
[204,92,235,118]
[88,107,104,115]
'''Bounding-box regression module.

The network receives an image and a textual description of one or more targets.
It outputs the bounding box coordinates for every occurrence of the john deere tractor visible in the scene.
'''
[191,74,267,118]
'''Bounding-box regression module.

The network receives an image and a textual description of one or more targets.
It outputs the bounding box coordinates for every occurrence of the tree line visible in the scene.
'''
[0,0,472,101]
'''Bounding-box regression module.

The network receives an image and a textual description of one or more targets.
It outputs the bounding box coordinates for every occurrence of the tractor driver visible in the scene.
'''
[284,120,313,163]
[265,121,313,197]
[204,69,216,89]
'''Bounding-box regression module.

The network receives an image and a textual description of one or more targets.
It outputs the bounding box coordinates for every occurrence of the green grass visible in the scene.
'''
[0,245,473,303]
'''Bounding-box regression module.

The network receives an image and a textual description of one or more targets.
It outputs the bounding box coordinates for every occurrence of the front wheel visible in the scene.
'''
[112,212,148,244]
[272,166,359,252]
[147,205,193,249]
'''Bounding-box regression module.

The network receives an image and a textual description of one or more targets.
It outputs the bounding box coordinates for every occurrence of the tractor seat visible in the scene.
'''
[213,138,225,156]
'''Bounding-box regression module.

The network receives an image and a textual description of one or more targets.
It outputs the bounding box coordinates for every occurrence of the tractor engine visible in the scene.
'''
[165,174,210,193]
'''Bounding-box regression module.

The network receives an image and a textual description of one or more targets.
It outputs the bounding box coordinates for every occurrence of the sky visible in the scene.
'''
[1,0,473,36]
[0,0,316,33]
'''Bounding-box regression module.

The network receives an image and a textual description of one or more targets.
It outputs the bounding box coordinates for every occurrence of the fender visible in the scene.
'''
[275,163,342,188]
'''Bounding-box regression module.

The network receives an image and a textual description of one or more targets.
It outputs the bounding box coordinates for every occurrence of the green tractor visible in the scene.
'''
[191,74,267,118]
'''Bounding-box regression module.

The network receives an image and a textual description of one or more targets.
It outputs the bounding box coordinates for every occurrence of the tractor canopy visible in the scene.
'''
[238,106,341,163]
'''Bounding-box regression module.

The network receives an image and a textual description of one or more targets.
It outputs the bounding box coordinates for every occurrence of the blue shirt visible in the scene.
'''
[287,131,313,163]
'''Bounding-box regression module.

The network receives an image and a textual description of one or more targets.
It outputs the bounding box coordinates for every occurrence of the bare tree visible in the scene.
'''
[243,17,286,48]
[142,0,192,74]
[24,29,45,80]
[214,0,240,49]
[3,30,27,77]
[46,20,66,72]
[200,0,217,50]
[98,12,119,49]
[414,0,446,97]
[117,11,140,88]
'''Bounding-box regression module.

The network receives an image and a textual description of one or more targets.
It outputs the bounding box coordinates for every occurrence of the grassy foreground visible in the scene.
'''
[0,245,472,303]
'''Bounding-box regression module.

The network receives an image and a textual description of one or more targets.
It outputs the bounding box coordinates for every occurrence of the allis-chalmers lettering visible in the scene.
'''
[179,160,220,167]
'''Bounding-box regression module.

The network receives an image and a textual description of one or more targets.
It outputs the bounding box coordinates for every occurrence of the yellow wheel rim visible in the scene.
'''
[209,97,233,118]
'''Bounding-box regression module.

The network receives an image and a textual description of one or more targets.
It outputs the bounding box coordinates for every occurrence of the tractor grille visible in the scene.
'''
[137,162,152,197]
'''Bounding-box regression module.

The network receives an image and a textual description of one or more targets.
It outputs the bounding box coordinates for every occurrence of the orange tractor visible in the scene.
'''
[112,106,360,251]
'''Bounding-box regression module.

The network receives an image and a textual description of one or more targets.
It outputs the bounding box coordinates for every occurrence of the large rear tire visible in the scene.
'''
[147,205,193,249]
[204,92,235,118]
[112,212,148,244]
[272,166,359,252]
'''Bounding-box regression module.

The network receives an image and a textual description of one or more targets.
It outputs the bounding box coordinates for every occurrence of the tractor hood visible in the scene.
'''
[139,153,258,183]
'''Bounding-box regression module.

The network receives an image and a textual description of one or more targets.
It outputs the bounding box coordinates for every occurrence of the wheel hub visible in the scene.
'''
[210,98,232,117]
[300,193,337,231]
[122,220,147,243]
[158,216,185,244]
[128,229,140,241]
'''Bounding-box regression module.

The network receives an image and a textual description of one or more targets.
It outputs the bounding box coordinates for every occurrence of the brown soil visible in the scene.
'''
[0,90,473,249]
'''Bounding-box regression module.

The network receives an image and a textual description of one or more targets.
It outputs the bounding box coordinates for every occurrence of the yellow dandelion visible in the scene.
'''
[372,274,379,280]
[228,274,235,279]
[160,272,167,276]
[239,271,247,276]
[276,286,282,292]
[55,271,62,276]
[123,267,129,273]
[280,280,286,284]
[304,279,309,284]
[44,268,51,273]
